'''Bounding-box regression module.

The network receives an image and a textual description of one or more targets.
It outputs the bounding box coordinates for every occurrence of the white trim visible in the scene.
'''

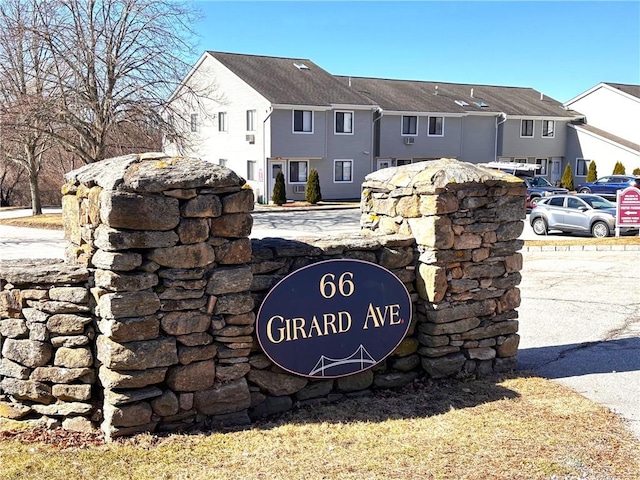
[565,82,640,107]
[273,104,329,111]
[334,110,354,135]
[568,124,640,155]
[509,114,573,120]
[385,110,466,118]
[329,103,379,110]
[333,159,354,183]
[401,115,419,136]
[541,119,555,138]
[520,119,534,138]
[218,111,228,132]
[292,110,314,134]
[427,116,445,137]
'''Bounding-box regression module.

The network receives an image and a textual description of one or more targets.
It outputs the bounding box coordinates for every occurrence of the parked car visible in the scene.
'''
[576,175,640,199]
[478,162,568,207]
[529,194,638,238]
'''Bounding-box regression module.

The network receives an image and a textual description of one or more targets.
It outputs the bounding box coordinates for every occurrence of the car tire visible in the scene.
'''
[532,217,548,235]
[579,188,591,193]
[530,196,541,206]
[591,221,610,238]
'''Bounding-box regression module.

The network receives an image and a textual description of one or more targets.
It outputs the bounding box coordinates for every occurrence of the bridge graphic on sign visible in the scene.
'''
[308,344,376,376]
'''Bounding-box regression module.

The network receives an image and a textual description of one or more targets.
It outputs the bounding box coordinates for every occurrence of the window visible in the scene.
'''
[428,116,444,136]
[218,112,227,132]
[542,120,555,138]
[247,161,256,181]
[548,197,565,207]
[521,119,534,137]
[246,110,256,131]
[567,197,585,209]
[293,110,313,133]
[190,113,198,132]
[576,158,590,176]
[289,160,308,183]
[535,158,548,176]
[397,159,412,166]
[335,111,354,134]
[334,160,353,182]
[218,159,227,167]
[402,116,418,135]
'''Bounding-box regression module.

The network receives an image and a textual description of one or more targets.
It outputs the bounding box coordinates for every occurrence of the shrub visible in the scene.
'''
[306,169,322,204]
[633,167,640,176]
[586,161,598,183]
[271,170,287,206]
[612,161,626,174]
[561,164,574,191]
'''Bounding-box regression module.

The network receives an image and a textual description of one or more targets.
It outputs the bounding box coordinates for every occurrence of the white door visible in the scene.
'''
[268,161,285,203]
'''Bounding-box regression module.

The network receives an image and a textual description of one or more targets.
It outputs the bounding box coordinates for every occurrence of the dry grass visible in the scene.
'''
[1,374,638,480]
[0,213,64,230]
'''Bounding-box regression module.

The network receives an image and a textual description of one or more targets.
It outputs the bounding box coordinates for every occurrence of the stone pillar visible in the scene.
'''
[61,153,255,439]
[361,159,526,378]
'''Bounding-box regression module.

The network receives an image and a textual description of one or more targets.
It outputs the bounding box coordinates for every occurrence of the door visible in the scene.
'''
[550,159,561,185]
[377,159,391,170]
[268,161,285,203]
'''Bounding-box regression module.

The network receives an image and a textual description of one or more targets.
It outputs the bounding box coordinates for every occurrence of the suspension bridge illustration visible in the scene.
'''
[308,344,377,376]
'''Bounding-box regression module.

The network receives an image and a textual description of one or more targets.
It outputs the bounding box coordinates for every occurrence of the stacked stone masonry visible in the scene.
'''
[0,155,525,439]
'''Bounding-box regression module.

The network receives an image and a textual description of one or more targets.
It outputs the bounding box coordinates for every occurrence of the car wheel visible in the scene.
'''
[579,188,591,193]
[530,196,541,206]
[532,217,548,235]
[591,221,610,238]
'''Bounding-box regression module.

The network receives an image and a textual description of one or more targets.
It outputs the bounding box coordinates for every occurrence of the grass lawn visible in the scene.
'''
[1,374,639,480]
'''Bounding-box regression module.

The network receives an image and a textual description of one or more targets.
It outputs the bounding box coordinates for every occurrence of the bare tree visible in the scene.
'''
[34,0,210,164]
[0,0,56,214]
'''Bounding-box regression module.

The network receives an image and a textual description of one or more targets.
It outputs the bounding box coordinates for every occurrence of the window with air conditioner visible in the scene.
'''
[289,160,308,183]
[402,115,418,136]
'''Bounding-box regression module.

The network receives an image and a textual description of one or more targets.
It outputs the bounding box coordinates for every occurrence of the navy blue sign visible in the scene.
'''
[256,259,412,378]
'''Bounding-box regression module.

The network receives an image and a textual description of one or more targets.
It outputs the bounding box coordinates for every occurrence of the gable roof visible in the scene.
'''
[571,123,640,154]
[603,82,640,100]
[208,52,377,107]
[336,76,576,117]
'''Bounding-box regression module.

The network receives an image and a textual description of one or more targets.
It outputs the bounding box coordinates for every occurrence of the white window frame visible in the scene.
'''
[576,158,590,176]
[218,158,227,167]
[292,110,313,134]
[427,116,444,137]
[542,120,555,138]
[333,159,353,183]
[401,115,418,136]
[520,119,534,137]
[190,113,198,133]
[246,110,256,132]
[334,110,354,135]
[289,160,308,184]
[535,158,548,176]
[218,112,227,132]
[247,160,256,181]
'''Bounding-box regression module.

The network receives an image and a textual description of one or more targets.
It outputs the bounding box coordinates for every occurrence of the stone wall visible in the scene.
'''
[0,155,526,439]
[0,261,95,431]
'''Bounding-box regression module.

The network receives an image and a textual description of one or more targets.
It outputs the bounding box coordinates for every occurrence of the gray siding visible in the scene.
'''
[270,109,327,157]
[500,118,567,158]
[460,116,497,163]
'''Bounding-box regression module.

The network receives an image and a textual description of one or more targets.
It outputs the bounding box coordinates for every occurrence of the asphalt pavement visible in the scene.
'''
[1,206,639,439]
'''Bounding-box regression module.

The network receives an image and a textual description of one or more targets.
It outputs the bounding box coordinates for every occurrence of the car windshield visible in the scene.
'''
[530,177,552,187]
[582,196,615,209]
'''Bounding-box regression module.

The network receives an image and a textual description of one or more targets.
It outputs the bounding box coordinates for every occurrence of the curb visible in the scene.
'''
[522,244,640,252]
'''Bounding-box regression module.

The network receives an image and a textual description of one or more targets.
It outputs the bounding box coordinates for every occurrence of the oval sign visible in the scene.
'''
[256,259,412,378]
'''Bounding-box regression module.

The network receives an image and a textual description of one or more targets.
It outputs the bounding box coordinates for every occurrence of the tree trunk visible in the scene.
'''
[29,168,42,215]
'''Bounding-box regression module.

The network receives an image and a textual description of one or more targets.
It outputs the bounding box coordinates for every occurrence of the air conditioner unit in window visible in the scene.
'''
[404,137,415,145]
[293,185,306,194]
[245,134,255,144]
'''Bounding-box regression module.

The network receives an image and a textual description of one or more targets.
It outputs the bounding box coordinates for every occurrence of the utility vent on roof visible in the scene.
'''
[474,101,488,108]
[455,100,469,107]
[294,62,309,70]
